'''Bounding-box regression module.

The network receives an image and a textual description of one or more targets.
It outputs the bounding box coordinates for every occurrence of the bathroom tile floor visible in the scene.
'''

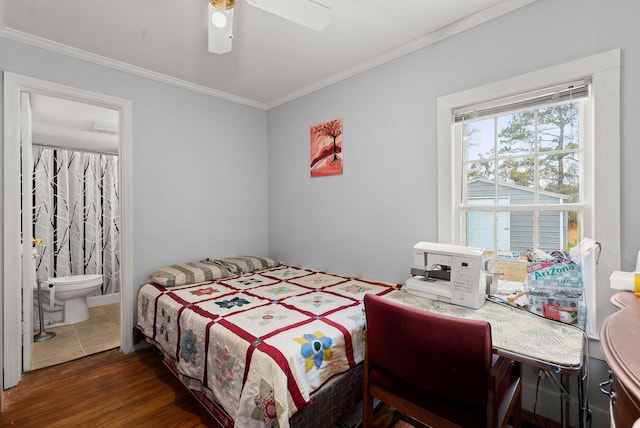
[30,303,121,370]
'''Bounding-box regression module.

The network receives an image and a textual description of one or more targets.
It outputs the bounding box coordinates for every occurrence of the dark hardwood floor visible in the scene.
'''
[1,347,558,428]
[0,347,221,427]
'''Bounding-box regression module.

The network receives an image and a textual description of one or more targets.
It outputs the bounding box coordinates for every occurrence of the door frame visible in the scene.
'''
[2,72,134,388]
[19,91,34,373]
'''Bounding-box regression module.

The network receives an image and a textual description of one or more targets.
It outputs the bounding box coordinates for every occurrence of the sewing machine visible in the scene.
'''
[405,242,487,309]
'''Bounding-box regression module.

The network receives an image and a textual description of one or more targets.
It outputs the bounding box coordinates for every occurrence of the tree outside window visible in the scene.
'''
[463,100,582,257]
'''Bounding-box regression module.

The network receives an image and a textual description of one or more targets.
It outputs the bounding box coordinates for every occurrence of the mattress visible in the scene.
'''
[137,264,399,427]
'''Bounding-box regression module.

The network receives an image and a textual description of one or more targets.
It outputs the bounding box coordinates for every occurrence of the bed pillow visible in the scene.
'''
[148,260,233,287]
[203,256,280,275]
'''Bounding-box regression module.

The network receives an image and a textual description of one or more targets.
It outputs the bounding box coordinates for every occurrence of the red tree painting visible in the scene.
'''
[310,118,343,177]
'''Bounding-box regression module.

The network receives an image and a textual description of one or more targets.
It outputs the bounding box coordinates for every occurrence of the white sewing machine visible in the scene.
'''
[405,242,487,309]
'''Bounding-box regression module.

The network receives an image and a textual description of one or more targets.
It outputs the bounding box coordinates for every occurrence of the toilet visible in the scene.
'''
[34,274,103,326]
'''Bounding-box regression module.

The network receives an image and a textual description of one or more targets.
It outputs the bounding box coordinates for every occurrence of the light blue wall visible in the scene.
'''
[4,0,636,317]
[2,0,639,424]
[268,0,640,280]
[0,38,270,292]
[267,1,639,424]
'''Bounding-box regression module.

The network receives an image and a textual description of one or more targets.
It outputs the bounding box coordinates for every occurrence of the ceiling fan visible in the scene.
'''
[208,0,331,54]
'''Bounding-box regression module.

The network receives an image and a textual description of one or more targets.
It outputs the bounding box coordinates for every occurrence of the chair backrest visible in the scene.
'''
[364,293,493,409]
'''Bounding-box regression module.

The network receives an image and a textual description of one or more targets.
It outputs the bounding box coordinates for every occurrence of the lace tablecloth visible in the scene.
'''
[384,289,585,372]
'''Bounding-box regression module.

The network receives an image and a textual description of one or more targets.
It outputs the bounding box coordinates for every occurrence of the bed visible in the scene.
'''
[136,256,400,428]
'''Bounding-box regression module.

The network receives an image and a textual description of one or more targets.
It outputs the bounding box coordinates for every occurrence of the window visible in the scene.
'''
[459,88,587,257]
[437,49,620,338]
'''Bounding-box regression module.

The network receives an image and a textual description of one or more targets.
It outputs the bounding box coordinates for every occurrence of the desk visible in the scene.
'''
[600,291,640,427]
[384,289,587,428]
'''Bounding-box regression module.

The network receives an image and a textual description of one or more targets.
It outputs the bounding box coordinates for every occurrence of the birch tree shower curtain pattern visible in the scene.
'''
[32,146,120,295]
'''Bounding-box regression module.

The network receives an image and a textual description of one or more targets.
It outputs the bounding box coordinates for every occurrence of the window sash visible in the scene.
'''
[459,97,584,219]
[459,209,583,256]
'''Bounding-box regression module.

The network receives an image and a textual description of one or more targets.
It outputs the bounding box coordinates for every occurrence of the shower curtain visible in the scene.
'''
[32,146,120,295]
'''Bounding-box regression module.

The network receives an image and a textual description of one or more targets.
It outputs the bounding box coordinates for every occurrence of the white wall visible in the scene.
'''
[0,37,270,308]
[267,0,640,425]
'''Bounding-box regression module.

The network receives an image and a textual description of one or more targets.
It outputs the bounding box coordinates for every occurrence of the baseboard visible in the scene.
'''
[87,292,120,307]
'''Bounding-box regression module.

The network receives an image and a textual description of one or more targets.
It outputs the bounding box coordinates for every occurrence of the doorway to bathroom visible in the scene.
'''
[30,100,121,369]
[2,73,133,388]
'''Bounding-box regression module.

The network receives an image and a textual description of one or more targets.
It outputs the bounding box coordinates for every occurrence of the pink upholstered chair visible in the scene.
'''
[362,294,522,428]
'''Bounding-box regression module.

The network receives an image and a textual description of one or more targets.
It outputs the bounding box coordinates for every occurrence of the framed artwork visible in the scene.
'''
[310,118,343,177]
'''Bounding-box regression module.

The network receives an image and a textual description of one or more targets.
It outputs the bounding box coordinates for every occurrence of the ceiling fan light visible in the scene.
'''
[208,2,234,54]
[211,11,227,28]
[209,0,235,10]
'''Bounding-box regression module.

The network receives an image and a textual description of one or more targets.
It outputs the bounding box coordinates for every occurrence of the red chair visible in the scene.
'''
[363,294,521,428]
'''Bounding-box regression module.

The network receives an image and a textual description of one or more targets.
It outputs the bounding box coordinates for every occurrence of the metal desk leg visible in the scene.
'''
[561,374,570,428]
[546,369,586,428]
[544,370,571,428]
[577,365,588,428]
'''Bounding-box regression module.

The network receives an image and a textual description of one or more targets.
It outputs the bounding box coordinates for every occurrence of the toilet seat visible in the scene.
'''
[47,274,103,290]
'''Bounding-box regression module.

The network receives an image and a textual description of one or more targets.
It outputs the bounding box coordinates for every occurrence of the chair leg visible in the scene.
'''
[362,388,374,427]
[511,390,522,428]
[506,381,522,428]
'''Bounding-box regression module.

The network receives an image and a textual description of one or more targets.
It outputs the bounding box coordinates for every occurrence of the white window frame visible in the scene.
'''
[459,97,587,254]
[437,49,620,339]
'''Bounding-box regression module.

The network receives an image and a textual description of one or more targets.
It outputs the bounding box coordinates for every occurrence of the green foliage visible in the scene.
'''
[466,101,580,202]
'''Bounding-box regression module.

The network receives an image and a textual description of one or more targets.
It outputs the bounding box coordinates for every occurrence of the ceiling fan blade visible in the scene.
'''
[208,3,234,54]
[246,0,330,31]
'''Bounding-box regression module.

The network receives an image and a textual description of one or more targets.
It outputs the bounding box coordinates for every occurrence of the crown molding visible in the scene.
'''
[1,0,537,111]
[0,26,268,110]
[266,0,538,109]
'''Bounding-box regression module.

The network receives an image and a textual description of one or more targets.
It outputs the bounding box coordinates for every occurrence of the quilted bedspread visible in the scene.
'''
[137,265,399,428]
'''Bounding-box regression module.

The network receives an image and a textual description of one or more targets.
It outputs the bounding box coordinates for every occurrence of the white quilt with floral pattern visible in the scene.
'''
[137,265,399,428]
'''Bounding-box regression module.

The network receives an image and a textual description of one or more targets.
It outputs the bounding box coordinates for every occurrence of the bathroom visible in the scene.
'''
[28,93,121,369]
